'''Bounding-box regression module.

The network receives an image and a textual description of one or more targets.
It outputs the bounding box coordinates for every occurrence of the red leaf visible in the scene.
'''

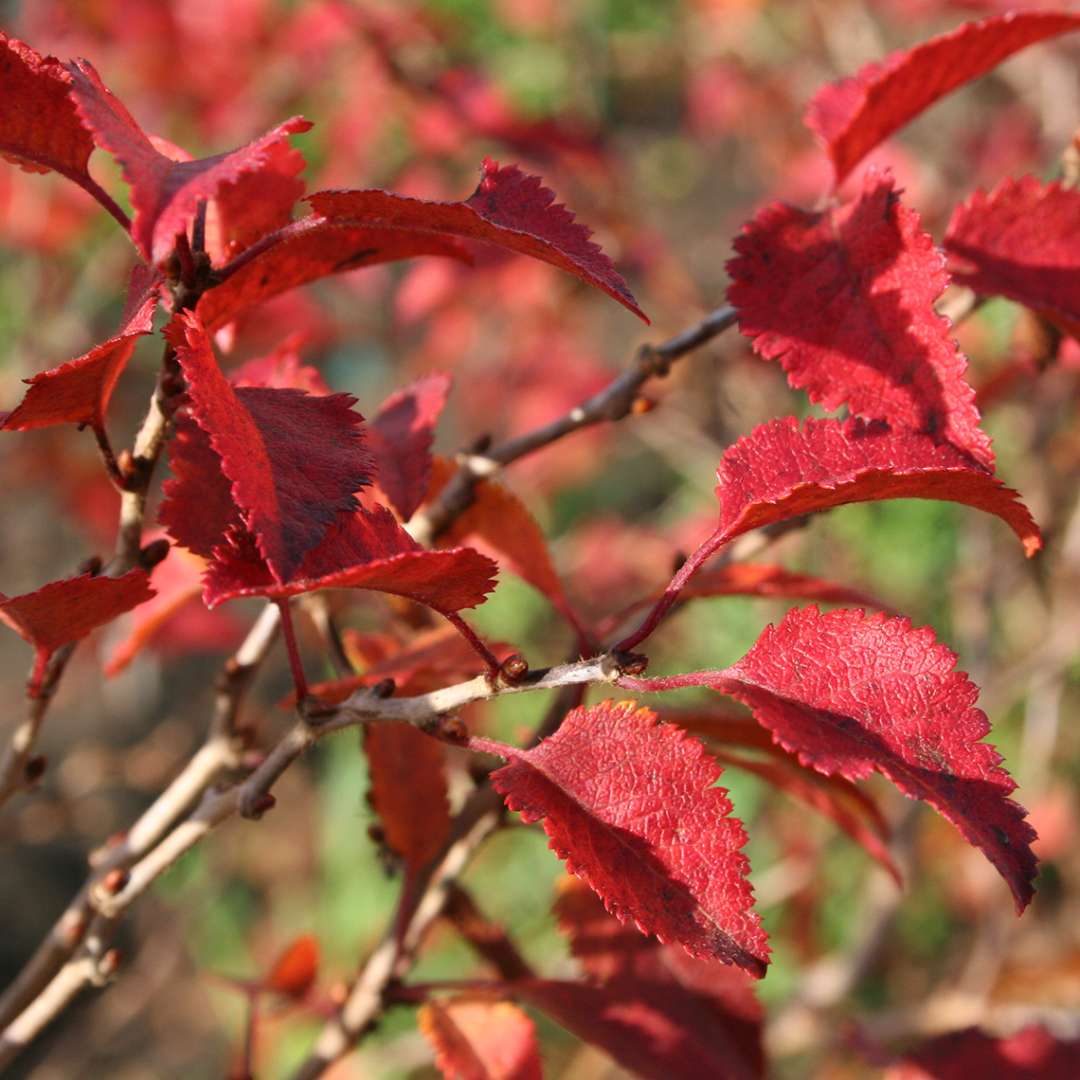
[713,417,1040,557]
[229,334,329,394]
[2,266,160,432]
[66,57,311,264]
[205,138,307,265]
[429,458,581,630]
[0,31,95,185]
[805,11,1080,186]
[945,176,1080,331]
[262,935,319,998]
[202,506,497,614]
[554,877,764,1079]
[365,723,450,876]
[886,1024,1080,1080]
[197,220,471,331]
[515,978,758,1080]
[0,570,154,657]
[104,540,242,677]
[370,374,452,520]
[419,997,542,1080]
[710,606,1038,911]
[308,158,647,322]
[728,170,991,467]
[167,313,371,583]
[711,748,900,884]
[474,700,768,977]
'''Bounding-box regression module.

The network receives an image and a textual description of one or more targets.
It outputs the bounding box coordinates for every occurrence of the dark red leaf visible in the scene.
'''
[308,158,647,321]
[515,978,758,1080]
[713,417,1040,557]
[369,374,451,520]
[167,313,371,583]
[709,606,1038,911]
[886,1024,1080,1079]
[554,877,764,1080]
[728,170,991,467]
[429,458,581,631]
[945,176,1080,332]
[0,31,95,185]
[66,57,311,264]
[2,266,159,432]
[365,723,450,876]
[419,997,542,1080]
[262,935,319,998]
[711,748,900,884]
[197,220,471,331]
[201,505,497,614]
[473,700,768,977]
[0,570,154,656]
[805,12,1080,186]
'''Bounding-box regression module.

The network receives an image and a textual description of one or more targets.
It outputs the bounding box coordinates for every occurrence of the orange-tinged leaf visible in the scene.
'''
[263,934,319,998]
[365,723,449,876]
[419,997,542,1080]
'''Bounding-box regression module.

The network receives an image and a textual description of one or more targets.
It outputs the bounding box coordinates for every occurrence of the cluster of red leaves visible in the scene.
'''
[4,6,1080,1077]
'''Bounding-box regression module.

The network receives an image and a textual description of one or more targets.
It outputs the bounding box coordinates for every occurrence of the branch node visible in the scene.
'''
[241,792,277,821]
[498,653,529,685]
[611,651,648,677]
[23,755,47,785]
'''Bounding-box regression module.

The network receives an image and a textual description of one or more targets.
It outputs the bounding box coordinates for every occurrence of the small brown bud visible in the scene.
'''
[367,823,386,846]
[499,654,529,684]
[371,677,396,699]
[77,555,104,577]
[139,538,171,570]
[24,755,47,785]
[614,651,648,676]
[102,868,130,895]
[99,948,122,978]
[244,792,276,820]
[631,395,656,415]
[61,911,89,947]
[438,716,469,743]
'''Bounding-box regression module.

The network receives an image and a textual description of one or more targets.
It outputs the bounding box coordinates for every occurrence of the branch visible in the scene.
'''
[407,303,737,546]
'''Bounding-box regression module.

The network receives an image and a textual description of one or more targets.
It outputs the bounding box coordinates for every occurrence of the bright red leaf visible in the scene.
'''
[805,11,1080,186]
[308,158,647,322]
[197,220,471,331]
[104,540,243,677]
[515,978,758,1080]
[167,313,371,583]
[472,700,769,977]
[2,265,160,433]
[419,997,543,1080]
[696,606,1037,911]
[945,176,1080,332]
[370,374,451,520]
[886,1024,1080,1079]
[262,934,319,998]
[365,723,450,878]
[66,57,311,264]
[0,31,98,195]
[229,334,329,394]
[712,417,1039,556]
[554,877,764,1080]
[1,570,154,690]
[204,137,307,265]
[728,170,992,467]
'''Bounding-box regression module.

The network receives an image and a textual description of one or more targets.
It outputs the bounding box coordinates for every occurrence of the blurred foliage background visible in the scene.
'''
[2,0,1080,1077]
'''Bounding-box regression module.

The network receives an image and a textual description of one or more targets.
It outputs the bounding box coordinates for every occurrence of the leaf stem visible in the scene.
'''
[613,528,726,653]
[276,600,309,702]
[443,613,502,677]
